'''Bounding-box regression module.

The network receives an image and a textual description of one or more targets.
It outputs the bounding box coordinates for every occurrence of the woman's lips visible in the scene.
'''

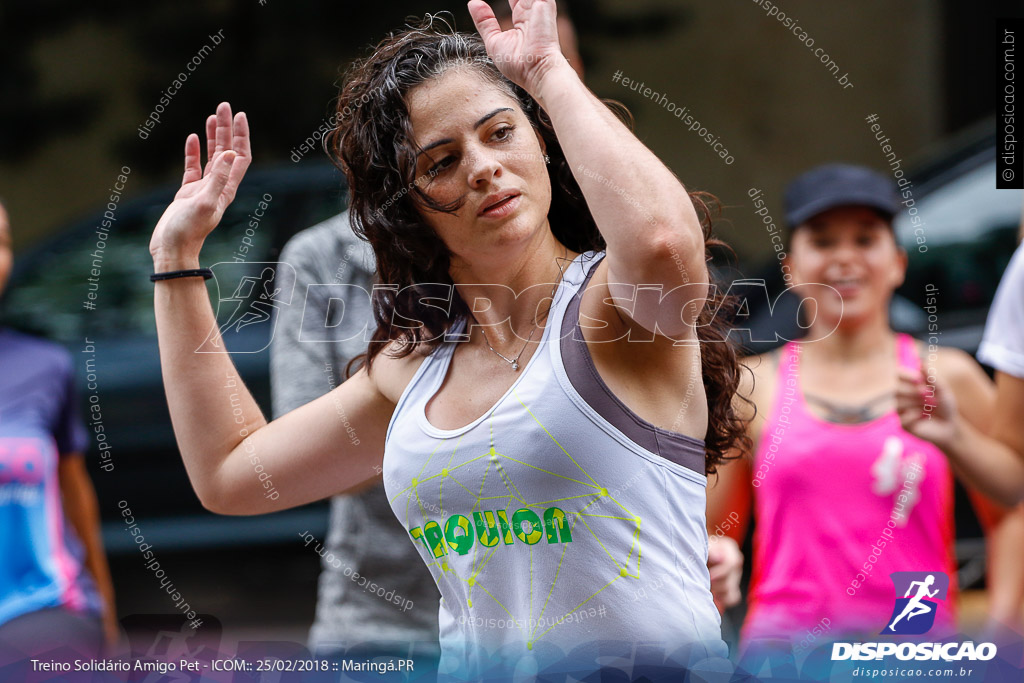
[829,279,863,298]
[478,193,521,218]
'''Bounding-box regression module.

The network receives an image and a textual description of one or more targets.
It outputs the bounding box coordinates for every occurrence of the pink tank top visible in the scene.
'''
[743,334,957,644]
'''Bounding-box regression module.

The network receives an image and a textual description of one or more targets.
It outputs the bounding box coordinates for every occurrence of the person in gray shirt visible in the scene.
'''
[269,210,440,656]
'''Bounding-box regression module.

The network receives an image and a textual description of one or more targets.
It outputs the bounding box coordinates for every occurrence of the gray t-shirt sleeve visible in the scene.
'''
[271,237,334,417]
[270,212,374,417]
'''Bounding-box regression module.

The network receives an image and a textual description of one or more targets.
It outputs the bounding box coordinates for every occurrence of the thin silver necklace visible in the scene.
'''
[475,247,569,371]
[483,325,538,371]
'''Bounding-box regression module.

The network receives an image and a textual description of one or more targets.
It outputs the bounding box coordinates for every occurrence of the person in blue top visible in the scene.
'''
[0,200,117,664]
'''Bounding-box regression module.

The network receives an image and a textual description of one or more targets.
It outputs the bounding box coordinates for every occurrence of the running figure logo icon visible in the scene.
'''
[197,262,295,354]
[881,571,949,635]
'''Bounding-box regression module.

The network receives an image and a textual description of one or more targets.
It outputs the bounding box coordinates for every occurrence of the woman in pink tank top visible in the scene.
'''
[706,164,1020,649]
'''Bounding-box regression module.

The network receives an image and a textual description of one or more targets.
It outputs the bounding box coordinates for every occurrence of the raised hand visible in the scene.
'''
[467,0,565,95]
[149,102,251,268]
[896,367,957,449]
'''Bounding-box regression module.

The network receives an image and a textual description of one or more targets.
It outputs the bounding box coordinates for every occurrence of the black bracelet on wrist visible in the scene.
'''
[150,268,213,282]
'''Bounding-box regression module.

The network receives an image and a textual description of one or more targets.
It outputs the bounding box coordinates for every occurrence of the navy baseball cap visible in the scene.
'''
[784,163,901,228]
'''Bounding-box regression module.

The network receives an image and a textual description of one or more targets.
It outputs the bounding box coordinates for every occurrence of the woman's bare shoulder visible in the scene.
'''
[366,340,432,404]
[928,343,992,393]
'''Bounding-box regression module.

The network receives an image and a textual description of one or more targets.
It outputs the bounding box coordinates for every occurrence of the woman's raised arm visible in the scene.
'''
[150,102,395,515]
[469,0,709,338]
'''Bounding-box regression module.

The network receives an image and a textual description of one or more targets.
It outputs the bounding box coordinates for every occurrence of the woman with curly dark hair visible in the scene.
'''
[148,0,745,676]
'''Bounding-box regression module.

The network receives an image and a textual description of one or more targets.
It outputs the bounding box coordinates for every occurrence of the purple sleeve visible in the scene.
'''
[53,355,90,456]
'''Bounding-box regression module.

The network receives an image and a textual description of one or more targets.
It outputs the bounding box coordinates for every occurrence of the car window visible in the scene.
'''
[5,201,161,344]
[4,170,347,345]
[895,160,1022,323]
[5,192,276,344]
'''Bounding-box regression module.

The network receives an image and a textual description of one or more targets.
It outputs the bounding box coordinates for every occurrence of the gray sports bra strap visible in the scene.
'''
[558,254,707,475]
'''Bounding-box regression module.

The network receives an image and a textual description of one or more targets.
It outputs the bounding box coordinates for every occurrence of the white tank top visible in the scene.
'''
[382,251,725,677]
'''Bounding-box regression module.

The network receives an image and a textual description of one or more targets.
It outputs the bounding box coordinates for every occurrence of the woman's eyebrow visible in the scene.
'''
[417,107,514,159]
[473,106,513,129]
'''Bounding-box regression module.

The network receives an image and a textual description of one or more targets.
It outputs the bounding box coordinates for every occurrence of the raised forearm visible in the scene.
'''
[153,263,267,509]
[534,65,703,267]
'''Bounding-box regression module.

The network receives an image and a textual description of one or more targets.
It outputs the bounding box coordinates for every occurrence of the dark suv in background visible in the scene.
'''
[4,162,349,553]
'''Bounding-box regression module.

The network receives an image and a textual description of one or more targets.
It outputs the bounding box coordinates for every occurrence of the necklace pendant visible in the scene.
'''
[511,361,519,371]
